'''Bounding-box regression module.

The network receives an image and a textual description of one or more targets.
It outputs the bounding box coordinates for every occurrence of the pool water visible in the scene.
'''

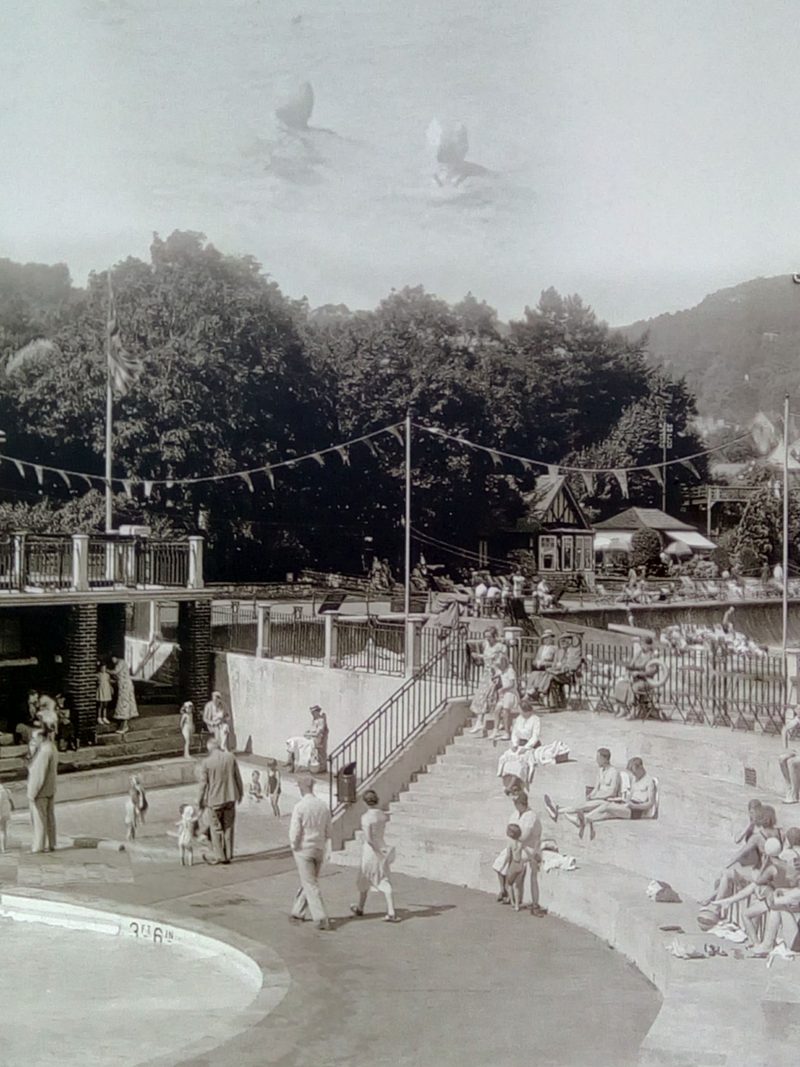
[0,918,261,1066]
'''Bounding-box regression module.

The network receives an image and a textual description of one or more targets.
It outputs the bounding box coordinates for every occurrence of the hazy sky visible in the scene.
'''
[2,0,799,325]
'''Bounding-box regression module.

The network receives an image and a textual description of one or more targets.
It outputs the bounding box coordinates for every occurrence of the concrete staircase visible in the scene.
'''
[330,710,792,906]
[0,705,192,790]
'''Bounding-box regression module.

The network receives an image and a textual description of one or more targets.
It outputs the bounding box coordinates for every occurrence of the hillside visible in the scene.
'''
[619,275,800,422]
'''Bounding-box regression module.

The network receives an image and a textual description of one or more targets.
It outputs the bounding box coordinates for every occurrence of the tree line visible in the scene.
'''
[0,232,707,580]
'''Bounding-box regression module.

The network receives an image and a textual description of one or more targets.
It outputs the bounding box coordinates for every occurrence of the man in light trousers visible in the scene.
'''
[27,722,59,853]
[289,775,332,931]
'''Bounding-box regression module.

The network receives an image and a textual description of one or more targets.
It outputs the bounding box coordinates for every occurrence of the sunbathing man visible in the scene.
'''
[704,804,782,904]
[543,748,621,829]
[577,757,656,840]
[778,707,800,805]
[713,833,800,952]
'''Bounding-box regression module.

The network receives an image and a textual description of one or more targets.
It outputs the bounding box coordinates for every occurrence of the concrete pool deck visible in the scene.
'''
[0,836,659,1067]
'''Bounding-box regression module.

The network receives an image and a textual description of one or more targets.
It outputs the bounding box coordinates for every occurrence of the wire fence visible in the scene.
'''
[335,620,406,675]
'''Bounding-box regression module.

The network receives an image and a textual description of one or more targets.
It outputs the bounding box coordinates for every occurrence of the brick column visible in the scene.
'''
[65,604,98,740]
[178,600,212,716]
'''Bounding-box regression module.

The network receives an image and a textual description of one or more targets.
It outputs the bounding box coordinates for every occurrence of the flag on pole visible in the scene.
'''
[107,279,141,397]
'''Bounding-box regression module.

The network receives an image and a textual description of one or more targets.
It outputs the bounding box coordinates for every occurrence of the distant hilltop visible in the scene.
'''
[618,275,800,422]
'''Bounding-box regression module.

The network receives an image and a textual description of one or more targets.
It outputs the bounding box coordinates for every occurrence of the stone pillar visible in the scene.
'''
[405,618,422,678]
[65,604,98,740]
[256,603,271,658]
[71,534,89,592]
[12,532,27,591]
[178,600,212,712]
[188,536,204,590]
[323,612,339,669]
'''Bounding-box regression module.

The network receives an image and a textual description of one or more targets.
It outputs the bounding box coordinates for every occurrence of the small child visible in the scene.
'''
[0,782,14,853]
[177,804,198,866]
[124,775,148,841]
[248,769,264,804]
[96,663,112,726]
[500,824,529,911]
[179,702,195,759]
[266,759,282,817]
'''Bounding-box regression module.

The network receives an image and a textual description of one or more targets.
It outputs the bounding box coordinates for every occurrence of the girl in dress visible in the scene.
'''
[179,702,195,759]
[112,657,139,734]
[96,662,112,726]
[494,654,522,740]
[176,804,198,866]
[496,701,541,790]
[266,759,282,817]
[248,769,264,803]
[468,627,507,735]
[350,790,399,922]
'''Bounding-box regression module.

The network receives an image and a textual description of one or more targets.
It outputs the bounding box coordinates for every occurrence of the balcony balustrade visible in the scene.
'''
[0,532,203,596]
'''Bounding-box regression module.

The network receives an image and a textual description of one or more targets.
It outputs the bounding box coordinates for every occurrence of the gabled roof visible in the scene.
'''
[593,507,695,532]
[520,475,591,530]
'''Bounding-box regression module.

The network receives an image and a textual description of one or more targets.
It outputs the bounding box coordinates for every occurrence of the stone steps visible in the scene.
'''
[4,755,199,811]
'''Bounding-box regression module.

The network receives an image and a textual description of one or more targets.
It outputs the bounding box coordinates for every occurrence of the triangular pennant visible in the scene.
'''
[143,480,153,499]
[79,474,94,489]
[34,465,43,485]
[387,425,404,443]
[362,439,377,458]
[580,471,595,496]
[12,459,26,479]
[265,468,275,490]
[613,469,629,498]
[679,459,700,479]
[518,457,535,472]
[335,445,350,466]
[121,479,133,499]
[165,480,174,490]
[424,426,446,436]
[647,465,664,487]
[487,449,502,467]
[310,452,326,467]
[547,464,559,478]
[57,470,71,489]
[239,472,254,492]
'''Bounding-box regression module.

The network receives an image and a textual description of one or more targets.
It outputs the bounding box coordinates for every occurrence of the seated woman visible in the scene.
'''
[613,637,661,719]
[496,701,571,791]
[497,701,541,790]
[546,634,584,708]
[522,631,557,701]
[286,705,328,772]
[705,803,782,904]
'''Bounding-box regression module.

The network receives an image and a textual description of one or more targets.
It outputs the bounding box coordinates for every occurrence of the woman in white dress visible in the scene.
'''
[350,790,399,922]
[112,657,139,734]
[468,627,507,734]
[494,654,522,740]
[179,702,195,759]
[497,701,541,789]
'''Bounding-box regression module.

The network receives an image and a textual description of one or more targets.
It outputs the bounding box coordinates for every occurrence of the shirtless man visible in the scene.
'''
[578,757,656,840]
[543,748,621,829]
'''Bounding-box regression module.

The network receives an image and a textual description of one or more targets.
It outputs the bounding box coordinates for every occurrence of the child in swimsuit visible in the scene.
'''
[266,759,282,817]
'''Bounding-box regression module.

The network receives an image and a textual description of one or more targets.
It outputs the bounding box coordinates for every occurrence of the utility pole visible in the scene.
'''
[659,419,673,512]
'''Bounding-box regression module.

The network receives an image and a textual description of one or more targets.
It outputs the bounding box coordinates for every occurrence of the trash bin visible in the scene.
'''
[337,762,357,805]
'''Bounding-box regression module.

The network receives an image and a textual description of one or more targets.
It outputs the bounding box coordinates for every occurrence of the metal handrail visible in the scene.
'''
[327,634,469,812]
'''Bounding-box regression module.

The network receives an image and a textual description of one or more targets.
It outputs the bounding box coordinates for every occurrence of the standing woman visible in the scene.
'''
[112,656,139,735]
[350,790,399,922]
[494,653,522,740]
[469,626,508,735]
[180,702,196,759]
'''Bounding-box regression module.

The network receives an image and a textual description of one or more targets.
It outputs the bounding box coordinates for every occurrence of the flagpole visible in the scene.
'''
[782,392,790,651]
[404,411,412,620]
[105,271,114,533]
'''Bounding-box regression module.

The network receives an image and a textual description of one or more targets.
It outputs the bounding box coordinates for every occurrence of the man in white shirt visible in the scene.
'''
[543,748,622,828]
[289,775,333,930]
[510,787,546,917]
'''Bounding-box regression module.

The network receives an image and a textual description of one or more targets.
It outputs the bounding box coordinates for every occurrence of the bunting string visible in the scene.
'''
[0,423,404,493]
